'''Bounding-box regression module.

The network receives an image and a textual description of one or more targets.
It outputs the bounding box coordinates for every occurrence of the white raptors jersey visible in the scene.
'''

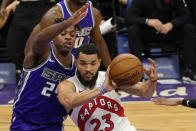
[67,71,137,131]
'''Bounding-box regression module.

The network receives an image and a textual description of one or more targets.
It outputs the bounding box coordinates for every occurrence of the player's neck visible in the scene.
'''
[56,51,73,68]
[67,0,82,13]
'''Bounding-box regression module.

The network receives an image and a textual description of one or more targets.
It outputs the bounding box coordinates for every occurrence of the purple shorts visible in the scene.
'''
[10,114,64,131]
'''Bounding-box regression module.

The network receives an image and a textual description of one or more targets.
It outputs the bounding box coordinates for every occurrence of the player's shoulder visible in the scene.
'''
[39,5,63,29]
[91,5,102,26]
[92,6,101,17]
[43,5,62,19]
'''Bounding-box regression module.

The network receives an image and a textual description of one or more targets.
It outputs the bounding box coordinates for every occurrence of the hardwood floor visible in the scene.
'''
[1,101,196,131]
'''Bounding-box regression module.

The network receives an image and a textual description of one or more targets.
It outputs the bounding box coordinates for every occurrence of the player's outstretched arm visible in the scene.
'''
[151,97,196,109]
[57,66,117,112]
[151,97,183,106]
[119,58,157,98]
[24,4,89,68]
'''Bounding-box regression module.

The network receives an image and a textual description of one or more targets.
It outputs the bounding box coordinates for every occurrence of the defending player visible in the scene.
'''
[38,0,111,68]
[10,4,89,131]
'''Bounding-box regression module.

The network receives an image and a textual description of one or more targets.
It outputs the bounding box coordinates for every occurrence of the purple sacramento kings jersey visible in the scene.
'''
[57,0,95,55]
[12,43,76,124]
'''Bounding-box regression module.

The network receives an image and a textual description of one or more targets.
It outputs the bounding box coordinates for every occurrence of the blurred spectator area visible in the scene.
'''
[0,14,12,62]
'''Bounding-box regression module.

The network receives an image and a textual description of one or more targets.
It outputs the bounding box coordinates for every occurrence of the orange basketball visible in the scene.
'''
[110,53,143,86]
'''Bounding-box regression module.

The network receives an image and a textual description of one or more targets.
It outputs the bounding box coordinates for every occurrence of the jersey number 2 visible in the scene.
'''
[90,114,114,131]
[41,82,57,97]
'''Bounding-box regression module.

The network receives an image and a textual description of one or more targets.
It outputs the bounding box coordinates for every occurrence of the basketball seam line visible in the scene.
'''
[111,64,142,79]
[110,58,138,69]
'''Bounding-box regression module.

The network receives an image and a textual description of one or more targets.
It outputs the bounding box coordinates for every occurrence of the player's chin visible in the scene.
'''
[84,75,93,81]
[64,46,74,51]
[60,49,70,56]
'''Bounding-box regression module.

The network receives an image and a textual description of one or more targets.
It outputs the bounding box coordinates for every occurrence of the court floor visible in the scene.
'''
[1,79,196,131]
[1,102,196,131]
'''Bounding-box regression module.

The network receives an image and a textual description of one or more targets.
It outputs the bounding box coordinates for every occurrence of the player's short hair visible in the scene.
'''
[54,18,81,31]
[75,43,100,59]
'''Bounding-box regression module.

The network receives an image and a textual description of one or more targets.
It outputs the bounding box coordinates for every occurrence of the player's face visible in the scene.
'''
[75,52,101,82]
[53,26,76,56]
[72,0,86,6]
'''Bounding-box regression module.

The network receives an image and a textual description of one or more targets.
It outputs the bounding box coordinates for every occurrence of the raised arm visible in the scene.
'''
[119,58,158,98]
[23,4,63,56]
[90,7,111,68]
[24,3,89,68]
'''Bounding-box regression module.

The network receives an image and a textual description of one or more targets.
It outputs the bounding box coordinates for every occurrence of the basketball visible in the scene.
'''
[110,53,143,86]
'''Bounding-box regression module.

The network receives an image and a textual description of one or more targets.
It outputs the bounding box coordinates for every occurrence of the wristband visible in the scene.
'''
[182,98,190,107]
[99,85,108,94]
[145,18,149,25]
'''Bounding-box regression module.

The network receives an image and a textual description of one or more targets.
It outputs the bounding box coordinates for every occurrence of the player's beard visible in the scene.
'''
[77,70,98,89]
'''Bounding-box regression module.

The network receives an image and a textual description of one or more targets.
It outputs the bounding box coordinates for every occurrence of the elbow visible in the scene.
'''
[57,84,73,112]
[57,95,73,112]
[62,99,73,112]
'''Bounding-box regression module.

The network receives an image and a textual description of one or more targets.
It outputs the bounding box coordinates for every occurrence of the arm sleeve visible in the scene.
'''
[182,98,196,109]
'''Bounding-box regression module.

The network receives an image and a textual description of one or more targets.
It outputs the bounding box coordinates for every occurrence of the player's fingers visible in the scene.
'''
[80,3,89,13]
[74,3,88,16]
[79,12,87,19]
[148,59,157,78]
[143,67,150,75]
[148,58,156,67]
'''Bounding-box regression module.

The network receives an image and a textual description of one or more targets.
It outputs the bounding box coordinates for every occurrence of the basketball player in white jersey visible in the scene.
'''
[57,43,158,131]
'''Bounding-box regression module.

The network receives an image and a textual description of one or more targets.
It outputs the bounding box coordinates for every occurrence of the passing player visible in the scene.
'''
[58,43,158,131]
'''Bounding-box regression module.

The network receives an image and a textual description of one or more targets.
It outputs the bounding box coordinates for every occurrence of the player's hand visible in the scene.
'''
[68,3,89,26]
[103,65,118,92]
[151,97,183,106]
[143,58,158,82]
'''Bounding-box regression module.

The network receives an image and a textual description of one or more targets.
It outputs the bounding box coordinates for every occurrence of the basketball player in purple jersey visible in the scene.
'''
[10,4,89,131]
[38,0,111,68]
